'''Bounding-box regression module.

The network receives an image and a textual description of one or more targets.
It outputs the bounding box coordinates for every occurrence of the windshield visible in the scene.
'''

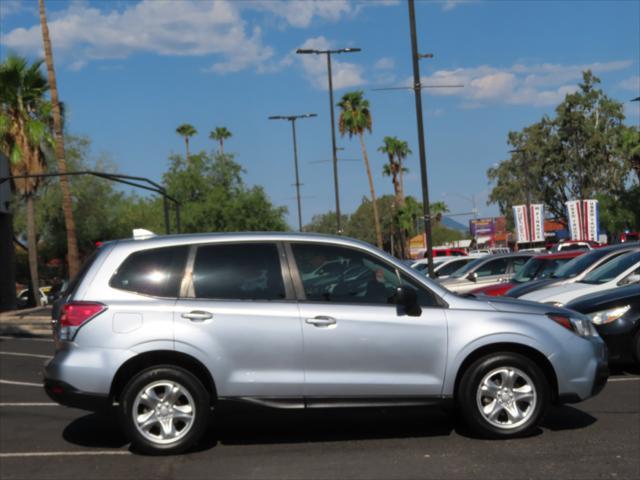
[551,249,613,279]
[513,256,573,283]
[451,257,486,278]
[512,258,543,283]
[581,251,640,284]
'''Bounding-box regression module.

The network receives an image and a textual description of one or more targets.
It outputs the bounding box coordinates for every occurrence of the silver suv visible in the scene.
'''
[45,233,608,454]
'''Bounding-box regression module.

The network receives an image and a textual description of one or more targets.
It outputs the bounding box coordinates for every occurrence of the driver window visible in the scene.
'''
[291,243,399,304]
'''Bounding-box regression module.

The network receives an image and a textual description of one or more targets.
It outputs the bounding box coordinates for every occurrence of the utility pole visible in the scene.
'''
[269,114,317,231]
[408,0,436,278]
[510,148,533,245]
[296,47,361,234]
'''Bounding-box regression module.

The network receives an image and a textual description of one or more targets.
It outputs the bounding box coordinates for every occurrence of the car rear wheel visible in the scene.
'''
[457,353,550,438]
[120,366,210,455]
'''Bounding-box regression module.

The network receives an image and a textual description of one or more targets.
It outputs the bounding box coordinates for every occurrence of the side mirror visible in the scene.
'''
[396,286,422,317]
[467,272,478,282]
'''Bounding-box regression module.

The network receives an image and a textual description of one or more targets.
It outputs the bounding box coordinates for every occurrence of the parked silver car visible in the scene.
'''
[439,253,534,293]
[45,233,607,454]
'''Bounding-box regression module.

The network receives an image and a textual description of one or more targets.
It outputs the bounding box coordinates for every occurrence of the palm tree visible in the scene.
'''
[209,126,232,155]
[379,136,412,207]
[430,201,450,224]
[0,55,53,306]
[38,0,81,278]
[379,136,412,257]
[337,91,383,249]
[176,124,197,162]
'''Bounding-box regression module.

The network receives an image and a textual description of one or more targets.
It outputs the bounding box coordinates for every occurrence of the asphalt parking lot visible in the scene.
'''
[0,334,639,480]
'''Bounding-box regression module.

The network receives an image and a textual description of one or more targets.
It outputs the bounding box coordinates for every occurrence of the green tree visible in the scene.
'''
[15,136,163,270]
[619,126,640,182]
[488,71,632,225]
[163,150,288,233]
[0,55,53,305]
[176,123,197,163]
[39,0,81,277]
[209,126,232,155]
[337,91,383,249]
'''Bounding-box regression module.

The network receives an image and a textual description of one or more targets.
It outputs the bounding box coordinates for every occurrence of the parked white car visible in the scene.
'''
[521,250,640,306]
[411,256,475,279]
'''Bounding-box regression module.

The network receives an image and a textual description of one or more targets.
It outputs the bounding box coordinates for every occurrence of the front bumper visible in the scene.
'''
[554,336,609,404]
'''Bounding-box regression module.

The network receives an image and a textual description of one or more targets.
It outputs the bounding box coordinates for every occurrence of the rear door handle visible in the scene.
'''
[305,316,337,327]
[181,310,213,322]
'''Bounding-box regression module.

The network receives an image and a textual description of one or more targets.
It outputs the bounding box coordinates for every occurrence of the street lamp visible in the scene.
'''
[269,113,317,231]
[296,46,361,234]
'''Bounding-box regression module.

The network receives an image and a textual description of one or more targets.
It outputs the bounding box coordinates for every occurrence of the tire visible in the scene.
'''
[457,353,550,438]
[120,365,211,455]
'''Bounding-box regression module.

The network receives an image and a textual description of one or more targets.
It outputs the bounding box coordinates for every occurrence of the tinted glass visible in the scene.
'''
[110,246,188,297]
[581,251,640,285]
[475,258,509,277]
[292,244,440,307]
[552,248,626,279]
[293,243,399,304]
[451,257,486,278]
[437,258,472,277]
[192,243,285,300]
[510,257,529,274]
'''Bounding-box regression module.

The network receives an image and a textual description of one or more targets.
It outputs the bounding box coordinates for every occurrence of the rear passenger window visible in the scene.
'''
[192,243,286,300]
[110,246,188,297]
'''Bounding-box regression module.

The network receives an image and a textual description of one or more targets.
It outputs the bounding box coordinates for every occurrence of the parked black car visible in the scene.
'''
[567,285,640,365]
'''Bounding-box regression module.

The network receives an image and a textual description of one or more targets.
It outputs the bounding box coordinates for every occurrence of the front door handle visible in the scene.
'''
[305,316,337,327]
[181,310,213,322]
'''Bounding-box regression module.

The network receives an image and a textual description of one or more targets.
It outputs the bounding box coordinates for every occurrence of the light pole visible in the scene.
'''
[269,113,317,231]
[407,0,437,277]
[296,47,361,234]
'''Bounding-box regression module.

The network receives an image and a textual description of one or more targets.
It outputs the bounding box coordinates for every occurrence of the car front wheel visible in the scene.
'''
[120,366,211,455]
[457,353,550,438]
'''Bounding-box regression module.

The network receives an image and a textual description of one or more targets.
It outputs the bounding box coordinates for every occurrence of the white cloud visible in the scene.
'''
[247,0,354,28]
[374,57,395,70]
[1,1,275,73]
[1,0,395,73]
[296,36,365,90]
[617,75,640,92]
[441,0,474,12]
[411,60,632,107]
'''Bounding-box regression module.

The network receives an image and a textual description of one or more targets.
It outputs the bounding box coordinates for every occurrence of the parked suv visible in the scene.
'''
[45,233,607,454]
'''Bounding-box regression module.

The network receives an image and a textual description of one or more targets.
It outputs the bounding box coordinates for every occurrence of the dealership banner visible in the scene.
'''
[566,199,599,242]
[513,204,545,244]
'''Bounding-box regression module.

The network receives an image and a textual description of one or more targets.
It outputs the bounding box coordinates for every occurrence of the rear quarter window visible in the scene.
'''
[110,246,189,297]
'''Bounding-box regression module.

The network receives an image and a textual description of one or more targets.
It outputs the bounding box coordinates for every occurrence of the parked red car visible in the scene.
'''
[468,250,584,297]
[431,248,467,257]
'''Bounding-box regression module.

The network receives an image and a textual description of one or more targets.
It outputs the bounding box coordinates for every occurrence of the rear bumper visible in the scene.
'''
[43,379,110,412]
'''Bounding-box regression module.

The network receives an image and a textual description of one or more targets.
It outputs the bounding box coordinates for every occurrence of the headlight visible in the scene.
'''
[547,313,599,337]
[587,305,630,325]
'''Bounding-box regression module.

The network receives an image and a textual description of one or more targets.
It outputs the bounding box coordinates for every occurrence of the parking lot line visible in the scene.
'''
[609,377,640,382]
[0,336,52,342]
[0,451,131,458]
[0,351,52,359]
[0,402,58,407]
[0,379,42,387]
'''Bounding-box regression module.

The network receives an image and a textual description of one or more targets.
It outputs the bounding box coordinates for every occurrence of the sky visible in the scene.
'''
[1,0,639,230]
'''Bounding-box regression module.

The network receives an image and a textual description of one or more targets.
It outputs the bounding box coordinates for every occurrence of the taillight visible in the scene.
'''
[60,302,106,328]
